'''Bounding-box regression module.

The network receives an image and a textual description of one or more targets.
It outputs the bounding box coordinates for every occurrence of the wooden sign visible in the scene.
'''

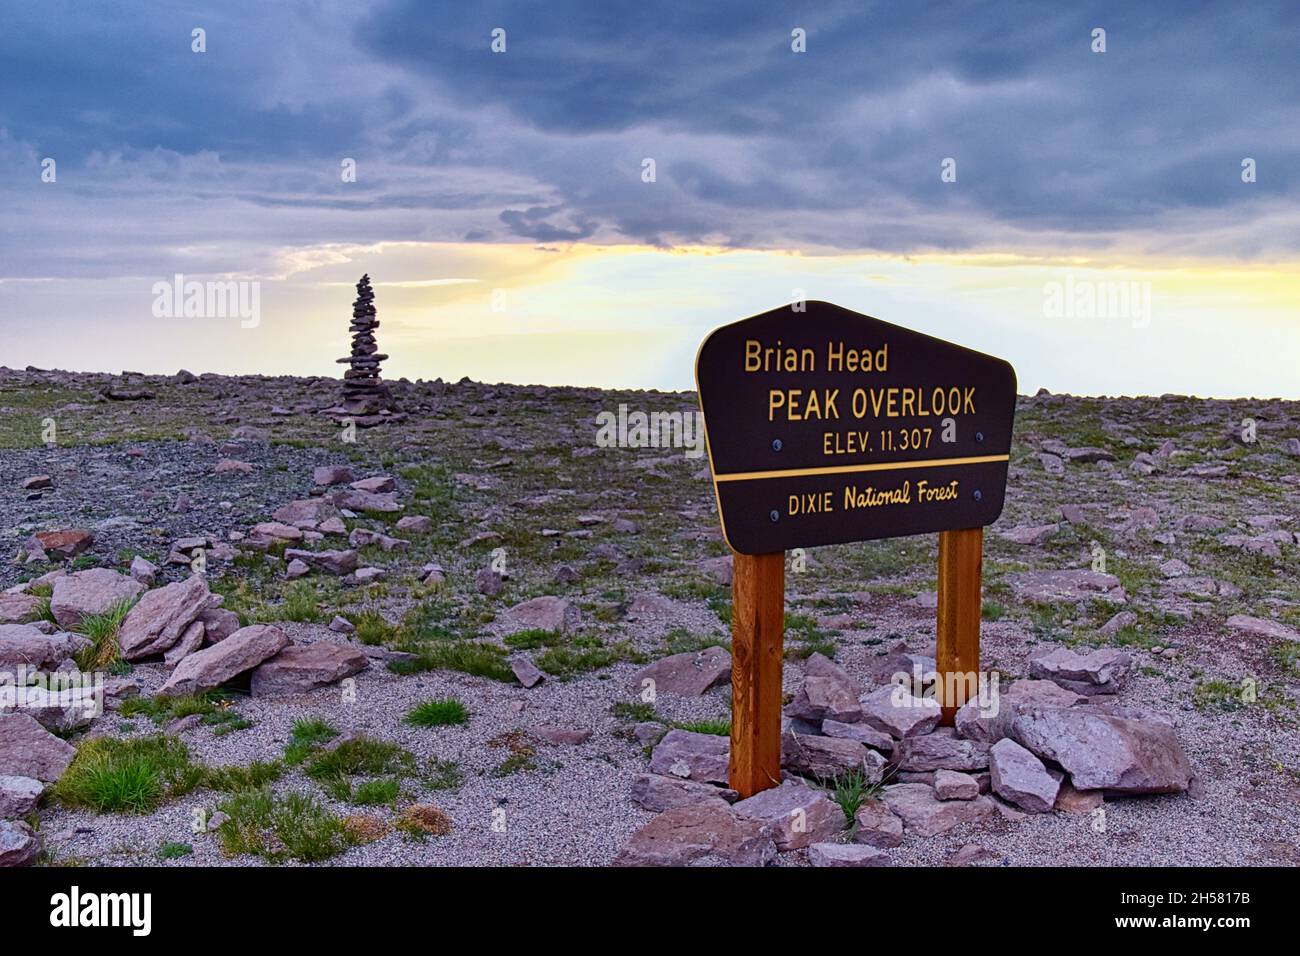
[695,301,1016,555]
[695,302,1017,798]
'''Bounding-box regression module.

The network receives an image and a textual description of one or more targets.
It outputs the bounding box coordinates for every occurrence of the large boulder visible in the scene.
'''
[893,728,990,772]
[821,719,894,752]
[0,625,88,671]
[26,529,93,561]
[0,714,75,783]
[955,679,1084,744]
[48,569,144,630]
[1028,645,1132,695]
[784,676,862,723]
[989,738,1061,812]
[0,594,40,625]
[731,780,845,850]
[0,775,44,818]
[880,783,996,837]
[118,575,213,660]
[859,685,942,739]
[649,730,729,784]
[803,652,864,697]
[1010,708,1192,794]
[612,803,776,867]
[271,498,339,530]
[781,730,886,781]
[808,842,889,867]
[159,624,290,697]
[330,489,402,513]
[250,642,369,696]
[631,646,730,697]
[199,607,241,644]
[499,597,580,635]
[0,820,41,867]
[282,549,359,576]
[630,774,737,813]
[853,800,905,848]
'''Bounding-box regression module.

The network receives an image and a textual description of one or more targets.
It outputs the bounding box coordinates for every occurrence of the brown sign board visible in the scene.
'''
[695,301,1017,555]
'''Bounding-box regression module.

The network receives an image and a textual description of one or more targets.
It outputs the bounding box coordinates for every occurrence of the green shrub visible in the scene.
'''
[283,717,339,765]
[352,778,401,806]
[503,628,562,650]
[280,582,322,623]
[215,788,353,863]
[53,735,203,813]
[73,598,138,669]
[405,697,470,727]
[156,841,193,860]
[305,737,415,781]
[673,718,730,736]
[349,610,398,646]
[203,760,284,792]
[387,641,515,682]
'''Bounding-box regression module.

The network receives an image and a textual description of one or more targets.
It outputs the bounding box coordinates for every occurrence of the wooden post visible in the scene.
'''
[936,527,983,726]
[729,551,785,798]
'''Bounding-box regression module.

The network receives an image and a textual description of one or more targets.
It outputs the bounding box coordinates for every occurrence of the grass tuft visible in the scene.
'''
[405,697,470,727]
[215,788,353,863]
[53,735,203,813]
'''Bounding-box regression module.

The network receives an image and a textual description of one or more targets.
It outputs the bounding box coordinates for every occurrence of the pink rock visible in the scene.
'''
[933,769,980,801]
[313,465,354,486]
[632,646,730,697]
[650,729,729,784]
[0,714,75,783]
[499,596,580,635]
[118,575,213,660]
[350,475,395,493]
[809,842,889,867]
[0,625,87,671]
[159,624,290,697]
[784,676,862,723]
[49,569,144,630]
[990,738,1060,812]
[629,774,737,813]
[853,800,904,848]
[859,685,942,739]
[612,803,776,867]
[731,780,845,851]
[0,594,40,624]
[880,783,996,837]
[1010,709,1191,794]
[782,730,885,781]
[27,529,93,561]
[250,642,369,696]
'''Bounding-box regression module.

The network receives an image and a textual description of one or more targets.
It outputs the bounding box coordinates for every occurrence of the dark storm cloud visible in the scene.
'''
[1,0,1298,280]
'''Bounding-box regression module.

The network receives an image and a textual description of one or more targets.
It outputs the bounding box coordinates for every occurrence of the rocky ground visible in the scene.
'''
[1,366,1298,867]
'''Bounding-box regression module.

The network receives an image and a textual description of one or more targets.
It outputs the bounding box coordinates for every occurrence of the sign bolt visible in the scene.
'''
[975,431,984,443]
[771,439,783,452]
[769,509,780,522]
[972,489,983,502]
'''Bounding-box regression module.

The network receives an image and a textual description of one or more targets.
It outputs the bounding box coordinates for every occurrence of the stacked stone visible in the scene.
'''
[336,274,393,413]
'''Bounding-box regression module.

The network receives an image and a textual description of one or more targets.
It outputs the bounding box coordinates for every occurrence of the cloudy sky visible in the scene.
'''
[2,1,1298,396]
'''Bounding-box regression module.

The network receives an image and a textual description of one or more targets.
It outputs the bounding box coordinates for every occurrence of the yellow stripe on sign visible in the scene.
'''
[713,454,1011,483]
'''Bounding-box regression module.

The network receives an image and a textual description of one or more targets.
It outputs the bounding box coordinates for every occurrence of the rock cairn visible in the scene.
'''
[337,274,393,414]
